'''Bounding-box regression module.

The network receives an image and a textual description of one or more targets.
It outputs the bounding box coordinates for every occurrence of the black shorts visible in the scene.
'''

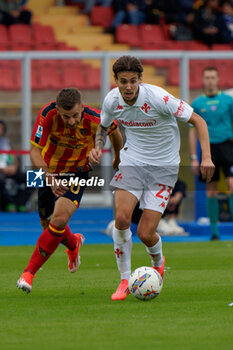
[38,172,89,220]
[209,139,233,182]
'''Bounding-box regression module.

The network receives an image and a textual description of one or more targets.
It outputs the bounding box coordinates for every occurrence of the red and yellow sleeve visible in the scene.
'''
[107,119,118,135]
[31,103,55,148]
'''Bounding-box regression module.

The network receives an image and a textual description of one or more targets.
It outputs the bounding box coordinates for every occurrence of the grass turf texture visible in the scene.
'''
[0,241,232,350]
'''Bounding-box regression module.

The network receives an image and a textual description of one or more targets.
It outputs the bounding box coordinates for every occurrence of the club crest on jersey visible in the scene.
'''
[163,95,169,104]
[115,173,122,181]
[80,128,88,136]
[141,103,151,113]
[116,104,124,110]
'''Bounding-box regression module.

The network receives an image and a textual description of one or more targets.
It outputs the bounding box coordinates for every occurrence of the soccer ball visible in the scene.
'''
[129,266,163,300]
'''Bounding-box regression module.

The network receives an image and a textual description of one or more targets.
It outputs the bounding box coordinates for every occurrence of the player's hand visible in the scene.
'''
[46,174,69,197]
[51,183,69,197]
[200,158,215,183]
[191,159,200,175]
[89,148,102,165]
[112,156,120,170]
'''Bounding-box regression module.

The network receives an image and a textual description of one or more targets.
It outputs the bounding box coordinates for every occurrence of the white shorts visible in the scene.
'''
[110,149,178,213]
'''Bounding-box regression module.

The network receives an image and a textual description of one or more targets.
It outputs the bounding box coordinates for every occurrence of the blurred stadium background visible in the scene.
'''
[0,0,233,243]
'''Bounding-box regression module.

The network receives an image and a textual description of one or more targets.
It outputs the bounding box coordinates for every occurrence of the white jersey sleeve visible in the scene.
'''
[100,89,117,128]
[148,86,193,122]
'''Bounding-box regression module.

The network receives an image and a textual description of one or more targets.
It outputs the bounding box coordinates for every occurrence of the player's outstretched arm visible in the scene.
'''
[188,112,215,183]
[30,144,49,174]
[108,128,123,169]
[89,124,109,165]
[189,126,200,176]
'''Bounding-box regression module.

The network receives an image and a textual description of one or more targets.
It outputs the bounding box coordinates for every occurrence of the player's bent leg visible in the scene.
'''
[50,197,77,230]
[51,197,85,272]
[17,223,66,293]
[111,190,138,300]
[137,209,161,246]
[138,209,165,279]
[114,189,138,230]
[112,226,132,300]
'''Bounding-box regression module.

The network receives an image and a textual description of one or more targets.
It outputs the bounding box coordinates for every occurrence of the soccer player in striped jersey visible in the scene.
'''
[17,87,122,293]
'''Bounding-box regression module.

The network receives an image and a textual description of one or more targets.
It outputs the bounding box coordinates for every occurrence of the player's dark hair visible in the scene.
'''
[56,87,82,110]
[113,56,143,78]
[203,66,218,75]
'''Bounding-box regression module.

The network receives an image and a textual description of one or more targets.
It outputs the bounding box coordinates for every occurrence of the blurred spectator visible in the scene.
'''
[192,0,231,46]
[144,0,160,24]
[0,120,17,211]
[222,0,233,40]
[194,0,204,8]
[0,0,32,26]
[147,0,194,24]
[146,0,195,40]
[65,0,112,14]
[0,120,34,212]
[105,0,147,33]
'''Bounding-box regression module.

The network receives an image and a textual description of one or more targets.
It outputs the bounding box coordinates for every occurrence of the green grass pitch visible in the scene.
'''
[0,241,232,350]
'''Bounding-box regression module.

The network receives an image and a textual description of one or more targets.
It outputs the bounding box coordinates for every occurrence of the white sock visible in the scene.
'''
[113,227,132,280]
[145,235,163,267]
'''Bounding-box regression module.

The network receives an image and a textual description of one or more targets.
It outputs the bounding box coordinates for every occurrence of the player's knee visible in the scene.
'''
[137,225,155,243]
[137,229,148,242]
[50,214,68,229]
[115,212,131,229]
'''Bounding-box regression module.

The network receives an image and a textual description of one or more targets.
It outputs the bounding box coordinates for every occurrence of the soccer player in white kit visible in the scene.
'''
[89,56,215,300]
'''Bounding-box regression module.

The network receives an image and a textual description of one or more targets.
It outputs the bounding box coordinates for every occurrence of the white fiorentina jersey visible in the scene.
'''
[101,83,193,166]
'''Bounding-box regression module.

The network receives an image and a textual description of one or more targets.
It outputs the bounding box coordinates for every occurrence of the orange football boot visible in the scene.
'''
[17,272,35,294]
[111,279,130,301]
[64,233,85,273]
[152,256,165,279]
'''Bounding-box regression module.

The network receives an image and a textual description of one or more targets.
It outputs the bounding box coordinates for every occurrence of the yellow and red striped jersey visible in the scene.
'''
[31,101,117,173]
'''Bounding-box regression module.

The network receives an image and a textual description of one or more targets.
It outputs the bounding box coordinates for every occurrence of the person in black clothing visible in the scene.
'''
[192,0,231,46]
[0,0,32,26]
[0,120,33,211]
[105,0,147,33]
